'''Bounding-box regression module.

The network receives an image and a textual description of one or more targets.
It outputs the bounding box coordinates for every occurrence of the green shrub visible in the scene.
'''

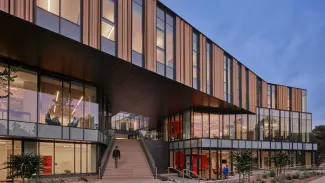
[286,174,292,180]
[256,175,263,181]
[292,172,300,179]
[270,169,276,177]
[271,178,276,183]
[262,173,269,179]
[79,177,88,182]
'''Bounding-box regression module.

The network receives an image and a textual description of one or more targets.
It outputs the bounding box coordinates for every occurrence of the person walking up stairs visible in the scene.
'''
[102,139,153,179]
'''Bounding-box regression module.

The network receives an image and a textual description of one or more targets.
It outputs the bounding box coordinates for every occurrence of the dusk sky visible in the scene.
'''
[160,0,325,127]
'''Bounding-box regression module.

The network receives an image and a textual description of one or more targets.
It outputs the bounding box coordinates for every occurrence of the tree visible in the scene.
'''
[0,67,17,98]
[1,153,44,183]
[270,152,291,175]
[311,125,325,166]
[232,149,253,182]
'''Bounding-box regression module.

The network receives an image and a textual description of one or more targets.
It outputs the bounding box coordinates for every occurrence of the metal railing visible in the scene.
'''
[183,169,208,183]
[98,130,115,179]
[138,130,158,179]
[168,167,183,176]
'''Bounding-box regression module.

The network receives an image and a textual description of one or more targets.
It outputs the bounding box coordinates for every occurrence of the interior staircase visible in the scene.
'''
[101,139,154,179]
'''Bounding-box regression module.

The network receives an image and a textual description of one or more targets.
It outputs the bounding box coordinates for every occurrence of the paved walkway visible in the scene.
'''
[310,175,325,183]
[95,179,172,183]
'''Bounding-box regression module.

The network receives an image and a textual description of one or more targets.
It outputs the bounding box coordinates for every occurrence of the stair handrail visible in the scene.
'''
[183,169,208,183]
[98,130,115,179]
[138,130,157,179]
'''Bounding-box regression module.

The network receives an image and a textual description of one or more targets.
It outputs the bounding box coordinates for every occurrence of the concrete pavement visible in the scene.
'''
[310,175,325,183]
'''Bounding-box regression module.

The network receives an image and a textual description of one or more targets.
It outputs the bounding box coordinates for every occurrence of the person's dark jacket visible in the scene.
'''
[112,149,121,159]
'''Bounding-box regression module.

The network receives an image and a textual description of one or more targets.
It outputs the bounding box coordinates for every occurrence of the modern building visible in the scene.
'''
[0,0,316,181]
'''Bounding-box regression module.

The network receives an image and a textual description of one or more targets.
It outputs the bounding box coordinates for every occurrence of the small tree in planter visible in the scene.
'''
[270,152,291,175]
[2,153,44,182]
[232,149,253,182]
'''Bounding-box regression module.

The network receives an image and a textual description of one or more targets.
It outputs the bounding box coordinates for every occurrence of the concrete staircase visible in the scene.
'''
[102,139,153,179]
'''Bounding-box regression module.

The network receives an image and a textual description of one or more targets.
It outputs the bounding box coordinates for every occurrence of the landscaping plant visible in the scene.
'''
[1,153,43,183]
[232,149,253,182]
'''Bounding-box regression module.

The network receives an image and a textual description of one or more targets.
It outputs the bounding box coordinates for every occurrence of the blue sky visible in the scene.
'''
[160,0,325,127]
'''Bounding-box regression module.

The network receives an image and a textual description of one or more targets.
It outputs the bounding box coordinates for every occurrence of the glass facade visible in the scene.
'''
[132,0,144,67]
[192,32,199,89]
[0,63,109,142]
[165,107,312,143]
[36,0,81,42]
[0,140,96,181]
[101,0,116,55]
[156,6,175,79]
[111,112,149,131]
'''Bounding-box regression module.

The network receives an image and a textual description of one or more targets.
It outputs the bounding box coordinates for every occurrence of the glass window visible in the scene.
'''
[75,144,81,173]
[0,65,8,120]
[61,0,80,24]
[229,115,235,139]
[302,90,307,112]
[71,82,83,128]
[202,113,209,138]
[55,143,74,174]
[84,85,98,129]
[242,115,247,140]
[192,112,202,138]
[36,0,81,41]
[40,142,54,175]
[201,150,210,179]
[102,0,115,23]
[206,42,212,94]
[223,115,229,139]
[39,76,62,126]
[81,144,87,173]
[156,62,164,76]
[88,144,97,173]
[166,25,174,68]
[271,110,280,141]
[193,32,199,89]
[37,0,59,16]
[101,0,116,55]
[292,112,299,142]
[236,115,242,140]
[301,113,307,142]
[101,21,115,41]
[263,109,270,140]
[157,29,165,49]
[210,114,219,139]
[183,111,191,140]
[0,140,12,181]
[132,0,143,56]
[248,114,257,140]
[9,68,37,123]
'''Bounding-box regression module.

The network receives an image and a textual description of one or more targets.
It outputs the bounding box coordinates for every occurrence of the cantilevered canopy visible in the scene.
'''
[0,12,251,127]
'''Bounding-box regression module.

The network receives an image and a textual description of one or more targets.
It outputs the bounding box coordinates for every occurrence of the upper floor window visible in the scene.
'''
[206,42,212,94]
[35,0,81,42]
[245,68,249,109]
[287,88,291,110]
[267,84,277,108]
[192,32,199,89]
[237,63,242,107]
[302,89,307,112]
[156,6,175,80]
[132,0,143,67]
[256,78,262,107]
[224,54,232,103]
[101,0,116,56]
